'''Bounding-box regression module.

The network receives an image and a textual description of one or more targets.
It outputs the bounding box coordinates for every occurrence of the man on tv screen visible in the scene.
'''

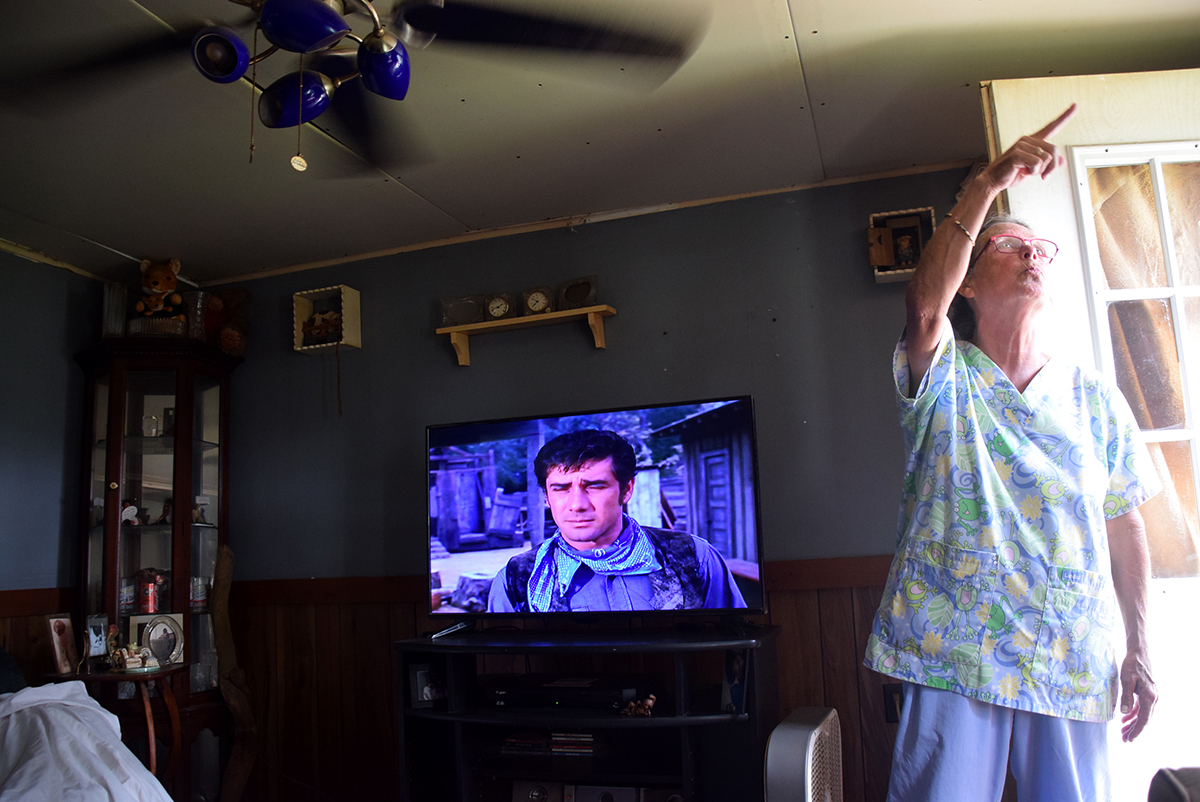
[487,429,747,613]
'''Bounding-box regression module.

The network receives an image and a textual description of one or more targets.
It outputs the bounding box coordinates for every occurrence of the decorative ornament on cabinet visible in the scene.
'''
[128,257,187,337]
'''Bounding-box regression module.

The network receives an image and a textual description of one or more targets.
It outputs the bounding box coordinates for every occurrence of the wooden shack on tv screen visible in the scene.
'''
[650,402,759,575]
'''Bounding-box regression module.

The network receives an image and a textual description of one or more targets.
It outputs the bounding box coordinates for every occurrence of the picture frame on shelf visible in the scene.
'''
[47,614,78,674]
[555,275,598,310]
[129,613,185,664]
[85,614,108,658]
[439,295,487,326]
[410,663,445,709]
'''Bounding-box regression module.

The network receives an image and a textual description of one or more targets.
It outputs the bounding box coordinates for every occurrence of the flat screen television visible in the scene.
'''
[426,395,766,617]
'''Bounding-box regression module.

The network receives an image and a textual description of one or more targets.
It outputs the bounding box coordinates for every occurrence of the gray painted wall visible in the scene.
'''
[0,166,965,590]
[0,253,99,590]
[228,167,965,580]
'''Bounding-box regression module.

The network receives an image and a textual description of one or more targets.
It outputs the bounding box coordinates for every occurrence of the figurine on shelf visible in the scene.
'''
[619,694,656,717]
[155,498,172,525]
[106,624,120,660]
[110,642,157,670]
[302,310,343,346]
[121,499,143,526]
[192,503,209,525]
[133,258,185,321]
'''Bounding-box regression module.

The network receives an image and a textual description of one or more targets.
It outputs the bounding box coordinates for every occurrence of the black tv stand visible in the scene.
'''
[721,615,764,635]
[394,624,779,802]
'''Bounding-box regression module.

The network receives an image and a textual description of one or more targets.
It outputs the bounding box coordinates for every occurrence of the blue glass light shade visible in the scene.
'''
[259,0,350,53]
[191,27,250,83]
[258,71,334,128]
[357,32,410,100]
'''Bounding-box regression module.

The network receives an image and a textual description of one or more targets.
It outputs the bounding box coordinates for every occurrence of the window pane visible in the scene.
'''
[1088,164,1167,290]
[1183,297,1200,423]
[1163,161,1200,286]
[1108,299,1185,430]
[1138,442,1200,577]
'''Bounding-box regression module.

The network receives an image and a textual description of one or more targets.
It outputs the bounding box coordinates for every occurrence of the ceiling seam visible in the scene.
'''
[0,238,104,281]
[202,157,980,286]
[782,0,827,182]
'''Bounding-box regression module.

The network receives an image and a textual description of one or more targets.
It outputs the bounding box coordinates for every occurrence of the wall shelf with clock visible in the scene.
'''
[435,305,616,366]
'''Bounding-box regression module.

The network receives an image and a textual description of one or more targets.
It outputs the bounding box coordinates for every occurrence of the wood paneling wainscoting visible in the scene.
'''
[1,556,897,802]
[0,586,77,677]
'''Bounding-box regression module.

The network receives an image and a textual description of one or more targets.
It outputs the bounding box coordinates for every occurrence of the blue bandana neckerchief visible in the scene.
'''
[525,515,662,613]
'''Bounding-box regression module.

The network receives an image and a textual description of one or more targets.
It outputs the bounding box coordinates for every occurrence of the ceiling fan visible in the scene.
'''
[9,0,705,172]
[177,0,705,168]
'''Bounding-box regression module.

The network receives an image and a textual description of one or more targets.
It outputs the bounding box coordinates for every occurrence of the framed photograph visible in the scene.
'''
[720,649,749,715]
[868,206,936,283]
[47,614,79,674]
[85,613,108,657]
[409,663,445,709]
[129,613,185,664]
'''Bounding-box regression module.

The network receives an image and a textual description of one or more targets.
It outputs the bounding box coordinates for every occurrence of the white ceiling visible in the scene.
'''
[1,0,1198,285]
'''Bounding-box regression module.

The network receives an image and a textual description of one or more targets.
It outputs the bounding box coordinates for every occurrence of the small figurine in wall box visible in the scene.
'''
[134,258,186,321]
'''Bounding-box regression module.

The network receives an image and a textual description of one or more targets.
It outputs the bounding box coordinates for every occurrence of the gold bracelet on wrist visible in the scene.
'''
[944,213,975,246]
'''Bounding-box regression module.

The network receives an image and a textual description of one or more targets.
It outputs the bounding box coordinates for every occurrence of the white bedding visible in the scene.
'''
[0,682,173,802]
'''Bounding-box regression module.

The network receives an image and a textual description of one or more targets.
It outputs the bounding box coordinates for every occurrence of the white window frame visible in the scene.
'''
[1069,139,1200,529]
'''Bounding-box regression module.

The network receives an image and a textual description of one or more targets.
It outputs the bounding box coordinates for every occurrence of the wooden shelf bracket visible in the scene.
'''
[435,304,616,366]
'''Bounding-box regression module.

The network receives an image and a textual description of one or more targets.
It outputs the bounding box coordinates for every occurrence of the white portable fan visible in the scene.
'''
[763,707,842,802]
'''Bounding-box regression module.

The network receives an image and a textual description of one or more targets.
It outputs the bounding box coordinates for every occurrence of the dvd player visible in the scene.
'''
[488,676,641,711]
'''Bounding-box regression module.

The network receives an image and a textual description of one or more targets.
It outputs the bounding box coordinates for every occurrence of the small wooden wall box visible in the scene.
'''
[293,285,361,352]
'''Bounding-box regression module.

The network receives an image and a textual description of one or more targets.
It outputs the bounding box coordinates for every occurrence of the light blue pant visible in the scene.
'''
[886,682,1110,802]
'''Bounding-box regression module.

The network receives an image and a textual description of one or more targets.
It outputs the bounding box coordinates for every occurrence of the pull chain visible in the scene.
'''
[249,26,259,163]
[335,341,343,416]
[290,52,308,171]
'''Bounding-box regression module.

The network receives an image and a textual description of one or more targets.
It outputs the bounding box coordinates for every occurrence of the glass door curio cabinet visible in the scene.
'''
[76,338,240,802]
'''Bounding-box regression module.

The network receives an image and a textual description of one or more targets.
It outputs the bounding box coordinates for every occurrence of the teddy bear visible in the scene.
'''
[138,293,166,315]
[134,258,185,320]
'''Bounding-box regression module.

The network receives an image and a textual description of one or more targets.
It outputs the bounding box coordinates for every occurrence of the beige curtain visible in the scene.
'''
[1089,163,1200,577]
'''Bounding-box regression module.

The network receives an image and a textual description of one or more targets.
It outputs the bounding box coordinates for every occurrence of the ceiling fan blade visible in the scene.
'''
[0,17,255,109]
[310,53,435,175]
[400,0,703,62]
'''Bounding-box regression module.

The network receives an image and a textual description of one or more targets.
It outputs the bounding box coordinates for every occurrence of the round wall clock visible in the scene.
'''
[485,292,519,320]
[522,286,554,316]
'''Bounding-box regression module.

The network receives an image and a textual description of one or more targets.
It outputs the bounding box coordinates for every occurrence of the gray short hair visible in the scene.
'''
[967,214,1034,276]
[949,214,1035,340]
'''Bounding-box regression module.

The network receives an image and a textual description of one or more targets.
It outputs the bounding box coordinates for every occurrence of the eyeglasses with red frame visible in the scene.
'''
[975,235,1059,264]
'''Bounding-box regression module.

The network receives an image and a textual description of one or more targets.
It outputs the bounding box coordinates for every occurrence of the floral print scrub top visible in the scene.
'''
[864,319,1160,722]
